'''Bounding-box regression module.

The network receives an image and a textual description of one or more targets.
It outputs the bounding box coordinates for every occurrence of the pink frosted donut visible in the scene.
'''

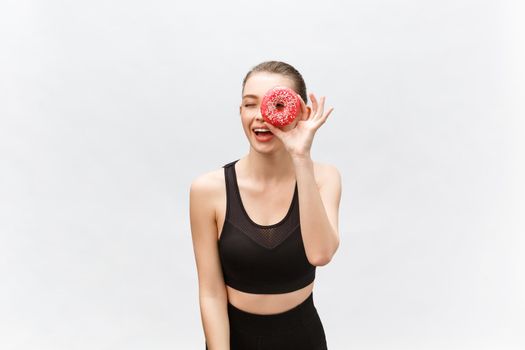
[260,86,301,127]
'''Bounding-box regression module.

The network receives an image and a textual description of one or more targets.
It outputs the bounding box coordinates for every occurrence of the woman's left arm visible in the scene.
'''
[263,93,341,266]
[292,156,341,266]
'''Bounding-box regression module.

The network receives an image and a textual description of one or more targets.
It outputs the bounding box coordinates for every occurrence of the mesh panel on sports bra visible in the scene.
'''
[226,160,300,249]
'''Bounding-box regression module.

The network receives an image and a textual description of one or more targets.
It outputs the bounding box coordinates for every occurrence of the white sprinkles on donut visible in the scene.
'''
[260,86,300,127]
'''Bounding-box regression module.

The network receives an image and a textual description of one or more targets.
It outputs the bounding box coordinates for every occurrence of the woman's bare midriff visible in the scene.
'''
[225,282,314,315]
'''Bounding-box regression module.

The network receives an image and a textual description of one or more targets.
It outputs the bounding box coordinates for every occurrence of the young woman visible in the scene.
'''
[189,60,342,350]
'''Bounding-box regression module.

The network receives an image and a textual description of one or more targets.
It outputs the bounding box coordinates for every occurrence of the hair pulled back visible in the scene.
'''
[241,60,308,104]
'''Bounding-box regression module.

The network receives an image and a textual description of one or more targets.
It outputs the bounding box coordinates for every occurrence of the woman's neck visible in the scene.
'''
[240,149,296,184]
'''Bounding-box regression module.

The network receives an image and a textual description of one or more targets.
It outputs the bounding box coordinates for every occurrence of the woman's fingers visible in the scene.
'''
[308,93,333,126]
[321,107,334,124]
[317,96,326,121]
[310,93,318,118]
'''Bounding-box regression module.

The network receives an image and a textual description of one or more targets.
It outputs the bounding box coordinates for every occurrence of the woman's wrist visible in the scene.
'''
[291,153,313,166]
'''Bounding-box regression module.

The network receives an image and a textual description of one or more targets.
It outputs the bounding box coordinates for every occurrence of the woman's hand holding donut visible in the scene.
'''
[263,92,334,159]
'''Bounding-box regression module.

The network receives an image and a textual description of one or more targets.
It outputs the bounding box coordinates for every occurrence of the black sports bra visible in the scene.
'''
[218,159,316,294]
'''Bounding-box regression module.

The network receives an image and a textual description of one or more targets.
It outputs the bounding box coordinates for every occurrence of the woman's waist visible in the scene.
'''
[226,280,314,315]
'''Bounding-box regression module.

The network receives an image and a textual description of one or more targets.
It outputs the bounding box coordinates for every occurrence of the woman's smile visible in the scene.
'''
[253,128,274,142]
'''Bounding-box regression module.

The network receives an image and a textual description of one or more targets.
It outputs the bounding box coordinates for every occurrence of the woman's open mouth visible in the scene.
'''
[253,128,274,142]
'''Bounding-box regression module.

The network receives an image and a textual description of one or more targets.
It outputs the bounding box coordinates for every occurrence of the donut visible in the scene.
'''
[260,86,301,127]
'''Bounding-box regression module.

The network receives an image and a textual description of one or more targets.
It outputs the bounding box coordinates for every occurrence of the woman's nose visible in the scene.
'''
[255,109,263,121]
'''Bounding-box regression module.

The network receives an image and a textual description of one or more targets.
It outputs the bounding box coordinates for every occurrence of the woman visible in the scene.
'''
[189,60,342,350]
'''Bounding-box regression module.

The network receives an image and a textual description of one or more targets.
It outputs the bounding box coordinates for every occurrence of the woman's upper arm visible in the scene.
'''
[319,164,342,241]
[189,174,227,299]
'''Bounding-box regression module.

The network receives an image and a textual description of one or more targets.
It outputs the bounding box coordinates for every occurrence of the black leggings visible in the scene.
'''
[205,292,327,350]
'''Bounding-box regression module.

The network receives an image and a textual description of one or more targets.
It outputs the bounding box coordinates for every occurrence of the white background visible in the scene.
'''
[1,0,524,349]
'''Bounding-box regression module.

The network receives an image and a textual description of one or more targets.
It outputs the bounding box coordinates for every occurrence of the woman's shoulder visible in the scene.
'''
[189,163,228,199]
[313,160,342,188]
[188,165,228,225]
[191,167,224,192]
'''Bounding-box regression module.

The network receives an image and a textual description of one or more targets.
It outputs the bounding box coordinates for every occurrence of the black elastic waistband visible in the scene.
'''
[227,292,317,335]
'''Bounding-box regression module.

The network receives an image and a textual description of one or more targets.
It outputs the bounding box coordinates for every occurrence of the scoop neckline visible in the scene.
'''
[232,160,297,229]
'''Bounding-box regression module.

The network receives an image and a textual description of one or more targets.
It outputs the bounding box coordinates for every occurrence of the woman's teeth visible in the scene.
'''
[253,128,272,135]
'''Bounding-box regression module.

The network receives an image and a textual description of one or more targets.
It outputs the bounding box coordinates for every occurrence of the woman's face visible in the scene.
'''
[240,72,307,151]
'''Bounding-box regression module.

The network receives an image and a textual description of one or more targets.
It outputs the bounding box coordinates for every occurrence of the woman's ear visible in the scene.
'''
[297,95,311,121]
[304,106,312,120]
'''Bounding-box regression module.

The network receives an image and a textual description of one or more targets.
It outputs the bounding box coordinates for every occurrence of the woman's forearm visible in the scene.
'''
[200,295,230,350]
[292,155,339,265]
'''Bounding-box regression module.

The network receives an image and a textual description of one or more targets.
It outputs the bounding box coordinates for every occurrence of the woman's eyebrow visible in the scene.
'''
[242,94,259,100]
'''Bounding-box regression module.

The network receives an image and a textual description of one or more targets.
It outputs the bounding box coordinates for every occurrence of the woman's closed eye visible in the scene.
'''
[244,104,256,108]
